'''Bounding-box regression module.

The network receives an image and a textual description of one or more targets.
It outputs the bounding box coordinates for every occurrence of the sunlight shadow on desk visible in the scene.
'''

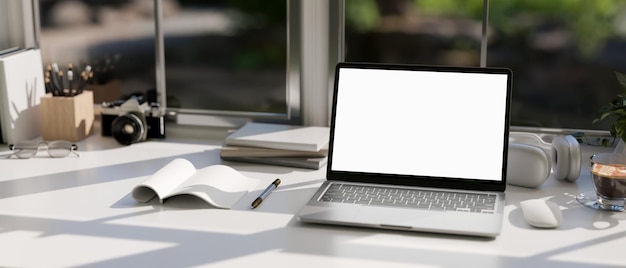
[508,192,625,231]
[1,210,623,267]
[72,130,225,152]
[5,144,623,266]
[222,160,307,176]
[235,178,324,210]
[75,135,123,151]
[524,231,626,267]
[281,218,623,268]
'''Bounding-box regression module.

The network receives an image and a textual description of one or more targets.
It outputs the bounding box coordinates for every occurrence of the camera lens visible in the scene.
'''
[111,112,146,145]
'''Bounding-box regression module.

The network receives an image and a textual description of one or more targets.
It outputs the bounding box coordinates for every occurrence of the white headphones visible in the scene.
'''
[507,132,581,188]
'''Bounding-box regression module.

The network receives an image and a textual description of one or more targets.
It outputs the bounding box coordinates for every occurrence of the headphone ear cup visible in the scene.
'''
[507,143,551,188]
[551,135,581,181]
[564,135,581,181]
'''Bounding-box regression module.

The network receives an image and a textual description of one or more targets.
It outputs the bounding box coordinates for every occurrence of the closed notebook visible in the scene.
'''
[220,145,328,158]
[225,122,330,152]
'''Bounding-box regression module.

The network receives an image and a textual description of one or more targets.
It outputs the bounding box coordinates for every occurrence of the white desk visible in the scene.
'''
[0,128,624,267]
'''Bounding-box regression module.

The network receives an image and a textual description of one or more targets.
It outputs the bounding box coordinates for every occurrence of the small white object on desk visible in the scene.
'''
[520,199,563,229]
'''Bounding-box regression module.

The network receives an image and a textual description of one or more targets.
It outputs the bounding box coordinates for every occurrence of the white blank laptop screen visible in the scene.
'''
[331,68,509,182]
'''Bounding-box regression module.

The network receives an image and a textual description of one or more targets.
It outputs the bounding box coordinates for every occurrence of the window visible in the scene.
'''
[163,0,292,120]
[38,0,157,104]
[344,0,483,66]
[37,0,299,126]
[487,0,626,131]
[342,0,626,132]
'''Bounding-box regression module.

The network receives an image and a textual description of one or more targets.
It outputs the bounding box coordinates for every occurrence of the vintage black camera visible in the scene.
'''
[101,96,165,145]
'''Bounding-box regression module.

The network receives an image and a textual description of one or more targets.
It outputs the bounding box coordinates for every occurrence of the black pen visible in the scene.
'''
[76,65,92,95]
[49,64,62,96]
[251,178,281,209]
[58,70,65,95]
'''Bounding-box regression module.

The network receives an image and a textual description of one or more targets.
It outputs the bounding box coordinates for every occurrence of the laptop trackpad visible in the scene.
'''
[355,206,439,226]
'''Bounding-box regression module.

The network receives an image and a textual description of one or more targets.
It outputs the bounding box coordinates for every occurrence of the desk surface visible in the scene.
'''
[0,129,624,268]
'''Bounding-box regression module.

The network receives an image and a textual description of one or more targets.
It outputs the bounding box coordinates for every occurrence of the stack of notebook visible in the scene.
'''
[220,122,330,169]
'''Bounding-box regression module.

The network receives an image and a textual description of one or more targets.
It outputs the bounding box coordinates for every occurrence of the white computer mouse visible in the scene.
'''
[519,199,562,229]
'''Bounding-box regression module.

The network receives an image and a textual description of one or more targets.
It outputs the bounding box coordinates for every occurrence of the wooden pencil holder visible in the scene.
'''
[40,90,94,142]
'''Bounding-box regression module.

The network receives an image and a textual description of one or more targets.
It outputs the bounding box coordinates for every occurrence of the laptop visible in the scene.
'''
[296,62,512,237]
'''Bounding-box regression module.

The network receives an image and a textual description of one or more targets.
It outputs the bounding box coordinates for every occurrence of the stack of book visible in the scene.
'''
[220,122,330,169]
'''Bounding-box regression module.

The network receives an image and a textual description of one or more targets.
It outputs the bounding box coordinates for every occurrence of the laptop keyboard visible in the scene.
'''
[318,183,497,214]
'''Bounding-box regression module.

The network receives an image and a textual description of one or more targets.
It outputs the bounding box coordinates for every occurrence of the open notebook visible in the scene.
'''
[296,62,512,237]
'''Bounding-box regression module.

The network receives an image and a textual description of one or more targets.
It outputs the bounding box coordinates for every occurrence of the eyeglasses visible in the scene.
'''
[7,140,79,159]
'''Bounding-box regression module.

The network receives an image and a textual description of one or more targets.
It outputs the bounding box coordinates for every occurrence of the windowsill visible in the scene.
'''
[164,121,234,141]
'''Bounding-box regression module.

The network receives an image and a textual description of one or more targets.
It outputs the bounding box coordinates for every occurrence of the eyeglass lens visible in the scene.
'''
[10,141,38,159]
[47,140,75,157]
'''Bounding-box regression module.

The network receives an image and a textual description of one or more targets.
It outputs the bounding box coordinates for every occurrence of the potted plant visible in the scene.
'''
[593,72,626,150]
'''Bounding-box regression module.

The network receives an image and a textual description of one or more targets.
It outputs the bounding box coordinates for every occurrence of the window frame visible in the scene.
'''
[164,0,304,127]
[1,0,37,50]
[30,0,315,128]
[20,0,614,134]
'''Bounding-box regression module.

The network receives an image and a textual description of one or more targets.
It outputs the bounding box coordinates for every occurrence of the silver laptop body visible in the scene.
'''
[296,62,512,237]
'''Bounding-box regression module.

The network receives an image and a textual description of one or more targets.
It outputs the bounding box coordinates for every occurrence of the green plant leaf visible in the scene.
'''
[610,126,617,138]
[599,111,613,121]
[593,71,626,142]
[617,72,626,90]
